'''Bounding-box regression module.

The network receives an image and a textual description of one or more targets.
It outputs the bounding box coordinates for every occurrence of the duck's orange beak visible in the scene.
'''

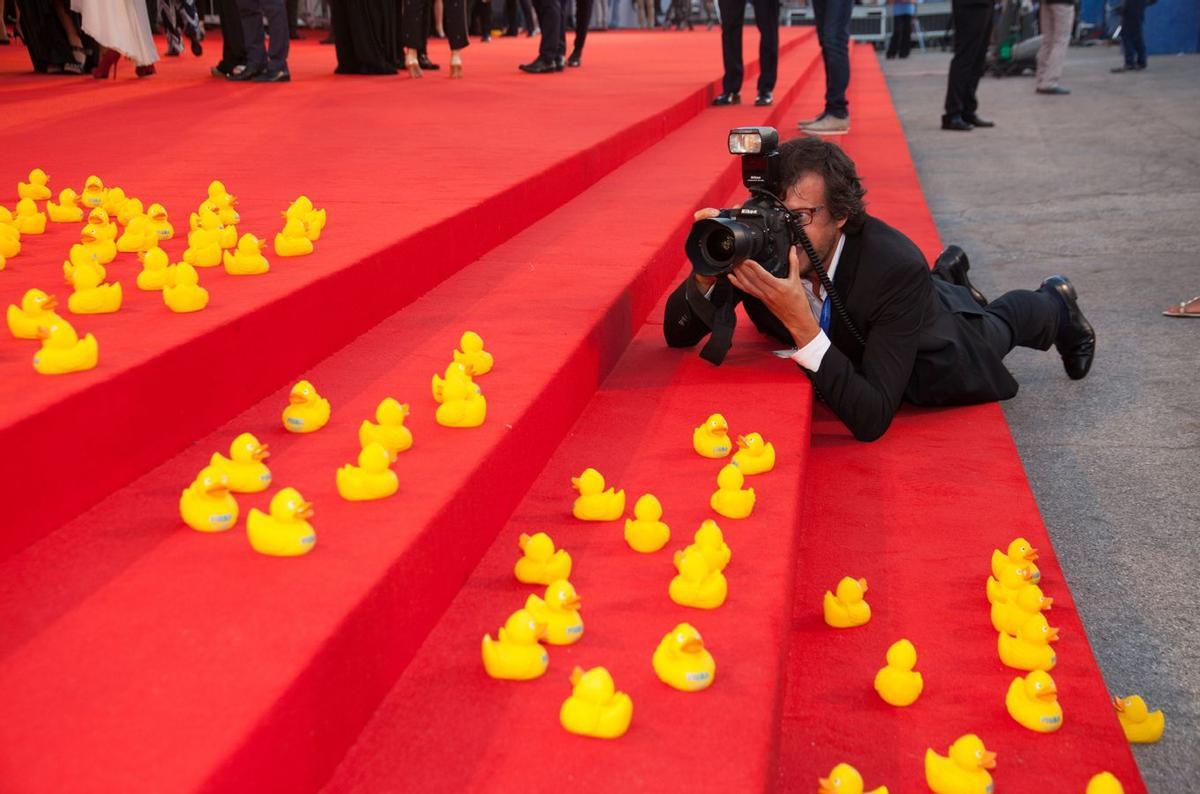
[858,578,868,592]
[680,637,704,654]
[1113,696,1125,712]
[1025,547,1039,561]
[1043,597,1053,610]
[205,481,229,497]
[570,477,581,490]
[563,595,582,610]
[297,501,315,520]
[817,778,835,794]
[43,296,58,312]
[288,393,308,405]
[980,750,997,770]
[1046,626,1060,642]
[1038,684,1058,701]
[736,435,748,449]
[254,444,270,461]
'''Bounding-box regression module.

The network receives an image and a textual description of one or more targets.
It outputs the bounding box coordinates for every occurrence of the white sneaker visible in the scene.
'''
[796,112,826,128]
[800,114,850,135]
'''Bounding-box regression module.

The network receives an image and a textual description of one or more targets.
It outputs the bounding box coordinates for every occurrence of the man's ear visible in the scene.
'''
[835,214,848,231]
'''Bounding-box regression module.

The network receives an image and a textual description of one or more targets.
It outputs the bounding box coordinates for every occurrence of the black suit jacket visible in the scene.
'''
[663,215,1018,441]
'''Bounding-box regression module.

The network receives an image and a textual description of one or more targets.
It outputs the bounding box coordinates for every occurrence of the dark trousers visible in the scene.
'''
[812,0,851,116]
[973,288,1060,360]
[533,0,561,60]
[717,0,780,95]
[1120,0,1146,67]
[506,0,536,33]
[470,0,492,37]
[217,0,246,69]
[557,0,591,55]
[887,12,912,58]
[944,0,991,117]
[238,0,289,71]
[287,0,299,34]
[404,0,468,49]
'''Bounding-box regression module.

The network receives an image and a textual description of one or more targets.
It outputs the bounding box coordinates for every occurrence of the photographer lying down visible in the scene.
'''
[663,129,1096,442]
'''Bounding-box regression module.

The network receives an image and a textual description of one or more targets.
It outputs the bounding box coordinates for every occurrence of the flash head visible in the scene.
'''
[727,127,778,155]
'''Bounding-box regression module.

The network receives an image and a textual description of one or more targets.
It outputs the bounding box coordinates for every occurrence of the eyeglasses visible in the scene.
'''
[792,205,824,227]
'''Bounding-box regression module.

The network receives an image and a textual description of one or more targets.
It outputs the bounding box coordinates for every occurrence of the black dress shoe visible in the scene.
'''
[932,244,988,307]
[1035,86,1070,95]
[418,55,440,70]
[963,113,994,127]
[1040,275,1096,380]
[941,113,973,131]
[227,65,264,81]
[519,58,557,73]
[555,56,565,71]
[754,91,772,106]
[252,68,291,82]
[711,92,740,106]
[567,52,581,67]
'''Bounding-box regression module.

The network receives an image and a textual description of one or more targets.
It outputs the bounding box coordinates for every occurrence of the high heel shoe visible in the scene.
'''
[405,54,423,78]
[93,48,119,79]
[449,53,463,79]
[136,64,156,78]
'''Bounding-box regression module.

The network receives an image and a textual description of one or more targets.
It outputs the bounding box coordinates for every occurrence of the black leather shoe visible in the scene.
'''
[519,58,557,73]
[932,245,988,307]
[754,91,773,106]
[227,65,263,81]
[555,56,565,71]
[711,92,740,106]
[1041,276,1095,380]
[1035,86,1070,95]
[567,52,581,67]
[418,55,440,70]
[252,68,291,82]
[941,113,972,131]
[963,113,994,127]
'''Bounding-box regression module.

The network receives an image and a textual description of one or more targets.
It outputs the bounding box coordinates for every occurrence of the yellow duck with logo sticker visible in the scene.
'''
[693,412,732,458]
[1006,670,1063,733]
[146,203,174,241]
[80,175,106,208]
[452,330,494,376]
[336,442,398,501]
[1113,695,1164,743]
[874,639,923,706]
[247,487,316,557]
[560,666,632,739]
[8,290,63,340]
[624,493,670,553]
[524,579,584,645]
[136,248,170,291]
[209,432,272,493]
[80,223,116,265]
[998,613,1059,671]
[67,261,122,315]
[274,217,313,257]
[986,558,1033,605]
[435,376,486,427]
[669,548,727,609]
[818,763,889,794]
[87,207,118,241]
[224,233,269,275]
[824,576,871,628]
[282,380,331,433]
[116,214,158,254]
[14,198,46,235]
[924,734,996,794]
[711,463,755,519]
[514,532,572,585]
[653,622,715,692]
[683,519,731,573]
[358,398,413,460]
[163,262,210,313]
[481,608,548,680]
[991,536,1041,584]
[47,188,84,223]
[571,467,625,521]
[731,431,775,474]
[32,319,98,374]
[18,168,51,201]
[179,465,239,533]
[990,581,1052,635]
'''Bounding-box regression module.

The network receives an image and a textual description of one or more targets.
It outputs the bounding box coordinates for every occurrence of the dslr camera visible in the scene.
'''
[685,127,795,279]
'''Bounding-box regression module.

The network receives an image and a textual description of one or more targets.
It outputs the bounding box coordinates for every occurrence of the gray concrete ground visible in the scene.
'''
[882,43,1200,790]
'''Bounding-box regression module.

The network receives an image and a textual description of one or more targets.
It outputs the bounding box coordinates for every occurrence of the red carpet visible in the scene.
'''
[0,29,810,560]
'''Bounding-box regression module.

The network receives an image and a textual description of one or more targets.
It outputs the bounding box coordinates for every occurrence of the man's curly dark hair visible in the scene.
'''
[778,136,868,232]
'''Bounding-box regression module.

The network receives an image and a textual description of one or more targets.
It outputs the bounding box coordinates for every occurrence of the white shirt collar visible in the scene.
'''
[802,233,845,302]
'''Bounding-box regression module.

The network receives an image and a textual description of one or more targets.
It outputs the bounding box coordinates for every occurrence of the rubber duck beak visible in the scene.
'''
[570,477,581,490]
[1113,696,1125,712]
[857,578,868,592]
[297,502,315,520]
[254,444,270,461]
[569,667,584,685]
[736,436,748,449]
[1043,597,1053,610]
[563,596,582,610]
[1038,686,1058,701]
[205,481,229,496]
[288,393,308,405]
[681,638,704,654]
[981,751,997,770]
[817,778,834,794]
[1046,627,1060,642]
[43,296,58,311]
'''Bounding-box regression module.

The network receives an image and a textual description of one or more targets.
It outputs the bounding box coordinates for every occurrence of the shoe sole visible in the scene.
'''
[800,128,849,136]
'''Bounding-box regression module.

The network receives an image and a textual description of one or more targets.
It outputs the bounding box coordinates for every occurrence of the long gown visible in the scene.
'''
[72,0,159,65]
[15,0,95,73]
[332,0,399,73]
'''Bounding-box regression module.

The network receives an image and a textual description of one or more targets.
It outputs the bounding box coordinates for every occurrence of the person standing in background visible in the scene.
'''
[211,0,246,75]
[712,0,780,107]
[1034,0,1073,93]
[886,0,914,59]
[518,0,561,71]
[561,0,591,64]
[503,0,537,35]
[1111,0,1147,71]
[233,0,291,81]
[795,0,851,133]
[634,0,653,28]
[157,0,203,57]
[941,0,994,130]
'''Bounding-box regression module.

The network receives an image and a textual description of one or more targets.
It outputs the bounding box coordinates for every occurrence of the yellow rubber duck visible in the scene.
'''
[731,431,776,474]
[1086,772,1125,793]
[452,330,494,376]
[67,261,122,315]
[997,613,1059,671]
[33,319,98,375]
[63,245,104,289]
[1113,695,1164,743]
[336,442,399,501]
[358,398,413,460]
[1006,670,1063,733]
[669,548,727,609]
[136,248,171,291]
[693,412,733,458]
[514,532,572,585]
[80,175,106,208]
[81,223,117,265]
[179,466,239,533]
[8,289,63,340]
[117,197,145,228]
[183,220,223,268]
[818,763,889,794]
[274,217,313,257]
[652,622,715,692]
[209,432,272,493]
[683,519,731,573]
[571,467,625,521]
[87,207,118,240]
[824,576,871,628]
[710,463,755,519]
[560,666,633,739]
[990,582,1052,636]
[0,216,19,259]
[481,608,548,680]
[116,215,158,254]
[146,203,174,241]
[524,579,584,645]
[224,233,269,275]
[163,262,210,313]
[435,376,487,428]
[210,181,242,227]
[991,536,1041,584]
[101,186,129,218]
[18,168,51,201]
[284,195,324,240]
[216,219,238,250]
[874,639,923,706]
[924,735,995,794]
[47,188,84,223]
[247,487,317,557]
[986,559,1033,606]
[14,198,46,235]
[624,493,670,553]
[282,379,331,433]
[431,361,478,404]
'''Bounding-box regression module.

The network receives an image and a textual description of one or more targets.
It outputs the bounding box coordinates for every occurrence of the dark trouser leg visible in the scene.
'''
[944,2,989,116]
[446,0,470,46]
[160,0,182,51]
[717,0,746,94]
[260,0,289,69]
[238,0,266,69]
[977,289,1060,359]
[898,13,911,57]
[535,0,560,60]
[1121,0,1145,66]
[751,0,779,93]
[556,0,568,55]
[571,0,591,52]
[816,0,850,116]
[402,0,431,50]
[287,0,298,34]
[219,0,246,67]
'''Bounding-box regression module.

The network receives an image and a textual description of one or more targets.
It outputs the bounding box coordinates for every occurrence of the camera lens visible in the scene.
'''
[685,218,763,276]
[703,228,736,262]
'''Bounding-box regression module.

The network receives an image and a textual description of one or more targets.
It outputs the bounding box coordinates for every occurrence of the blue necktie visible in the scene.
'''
[819,298,832,334]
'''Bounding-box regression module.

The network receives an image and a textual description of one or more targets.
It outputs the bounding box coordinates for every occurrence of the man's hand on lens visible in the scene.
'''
[727,245,821,349]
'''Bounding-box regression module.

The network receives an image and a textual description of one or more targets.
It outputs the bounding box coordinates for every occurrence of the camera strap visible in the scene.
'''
[700,279,741,366]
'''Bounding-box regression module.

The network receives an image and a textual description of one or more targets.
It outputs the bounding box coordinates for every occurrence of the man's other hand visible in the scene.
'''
[727,246,821,349]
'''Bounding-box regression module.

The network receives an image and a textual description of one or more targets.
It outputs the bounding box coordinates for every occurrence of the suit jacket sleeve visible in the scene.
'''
[806,260,931,442]
[663,277,717,348]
